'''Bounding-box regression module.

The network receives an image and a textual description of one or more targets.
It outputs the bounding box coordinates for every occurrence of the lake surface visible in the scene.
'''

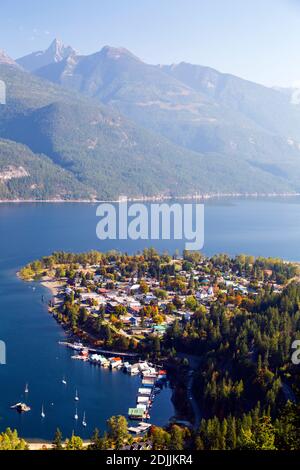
[1,197,300,440]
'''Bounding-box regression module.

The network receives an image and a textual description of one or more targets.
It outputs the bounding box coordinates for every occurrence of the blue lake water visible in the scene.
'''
[0,197,300,440]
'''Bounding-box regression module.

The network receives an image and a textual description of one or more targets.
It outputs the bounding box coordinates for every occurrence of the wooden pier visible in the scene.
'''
[59,341,139,358]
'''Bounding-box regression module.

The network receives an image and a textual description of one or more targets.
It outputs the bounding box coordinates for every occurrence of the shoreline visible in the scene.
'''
[26,440,91,450]
[1,192,300,204]
[40,278,64,298]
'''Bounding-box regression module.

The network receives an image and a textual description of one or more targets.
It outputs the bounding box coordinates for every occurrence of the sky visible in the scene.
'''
[0,0,300,87]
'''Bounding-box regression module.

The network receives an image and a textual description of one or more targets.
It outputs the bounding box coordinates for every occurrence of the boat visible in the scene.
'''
[143,372,158,379]
[74,408,78,420]
[128,363,140,375]
[138,362,150,372]
[25,383,29,394]
[138,387,152,396]
[158,370,167,379]
[69,342,84,351]
[41,405,45,419]
[75,389,79,401]
[71,354,89,361]
[137,395,150,405]
[80,349,89,358]
[110,357,123,369]
[82,412,87,427]
[102,362,110,368]
[10,403,31,413]
[142,378,156,386]
[90,354,105,365]
[137,404,147,412]
[62,377,67,385]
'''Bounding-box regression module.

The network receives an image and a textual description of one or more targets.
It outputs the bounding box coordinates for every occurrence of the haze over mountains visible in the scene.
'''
[0,39,300,200]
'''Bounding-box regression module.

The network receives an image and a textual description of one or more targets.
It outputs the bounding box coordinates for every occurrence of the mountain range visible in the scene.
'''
[0,39,300,201]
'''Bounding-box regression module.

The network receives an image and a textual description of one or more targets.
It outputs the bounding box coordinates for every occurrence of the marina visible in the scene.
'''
[63,340,168,423]
[2,334,173,439]
[127,365,167,425]
[61,340,168,425]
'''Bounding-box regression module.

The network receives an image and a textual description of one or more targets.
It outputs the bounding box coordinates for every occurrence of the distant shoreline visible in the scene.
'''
[1,192,300,204]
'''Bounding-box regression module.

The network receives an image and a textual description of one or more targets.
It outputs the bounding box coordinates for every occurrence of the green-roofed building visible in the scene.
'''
[128,408,145,419]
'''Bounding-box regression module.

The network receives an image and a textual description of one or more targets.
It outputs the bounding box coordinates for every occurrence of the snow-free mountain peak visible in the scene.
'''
[0,49,18,66]
[16,39,76,72]
[99,45,141,62]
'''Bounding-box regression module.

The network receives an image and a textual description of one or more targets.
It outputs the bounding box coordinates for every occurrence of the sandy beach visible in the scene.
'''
[27,441,91,450]
[27,442,54,451]
[40,277,64,297]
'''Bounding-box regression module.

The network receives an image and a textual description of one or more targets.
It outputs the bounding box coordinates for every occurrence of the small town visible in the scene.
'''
[20,250,295,356]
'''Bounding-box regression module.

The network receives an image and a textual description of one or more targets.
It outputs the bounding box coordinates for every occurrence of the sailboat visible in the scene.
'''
[75,389,79,401]
[74,408,78,421]
[41,405,45,419]
[62,377,67,385]
[25,383,29,394]
[82,412,87,427]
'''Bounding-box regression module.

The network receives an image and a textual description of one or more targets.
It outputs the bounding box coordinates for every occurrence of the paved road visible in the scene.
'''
[187,371,202,430]
[177,353,203,429]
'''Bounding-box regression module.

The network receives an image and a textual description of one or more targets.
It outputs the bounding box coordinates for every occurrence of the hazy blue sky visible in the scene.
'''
[0,0,300,87]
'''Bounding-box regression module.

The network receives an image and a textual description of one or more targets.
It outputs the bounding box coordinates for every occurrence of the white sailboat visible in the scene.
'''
[41,405,45,419]
[82,412,87,427]
[74,408,78,421]
[62,376,67,385]
[75,389,79,401]
[25,383,29,394]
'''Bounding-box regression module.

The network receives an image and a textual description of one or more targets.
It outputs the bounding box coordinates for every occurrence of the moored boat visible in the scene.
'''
[10,402,31,413]
[110,357,123,369]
